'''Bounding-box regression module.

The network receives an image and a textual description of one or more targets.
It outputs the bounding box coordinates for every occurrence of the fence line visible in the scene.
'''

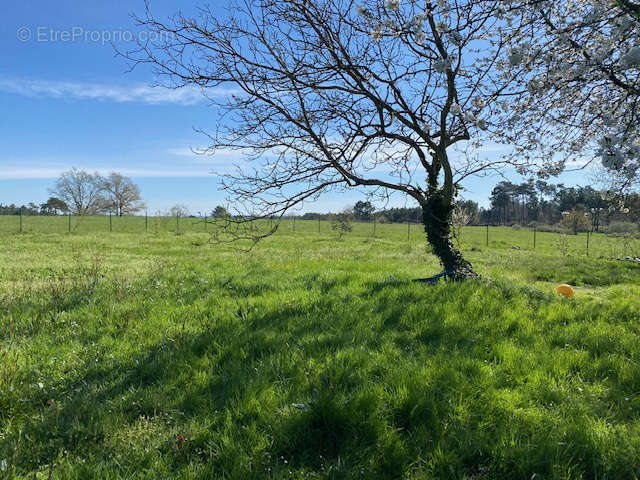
[1,214,638,259]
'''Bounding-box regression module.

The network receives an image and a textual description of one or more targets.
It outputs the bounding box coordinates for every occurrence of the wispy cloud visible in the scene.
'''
[0,167,65,180]
[0,166,217,180]
[167,147,251,164]
[0,77,231,105]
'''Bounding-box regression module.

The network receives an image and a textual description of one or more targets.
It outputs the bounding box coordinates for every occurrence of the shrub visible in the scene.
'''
[555,234,571,256]
[605,221,639,236]
[561,210,590,235]
[331,213,353,239]
[533,223,568,234]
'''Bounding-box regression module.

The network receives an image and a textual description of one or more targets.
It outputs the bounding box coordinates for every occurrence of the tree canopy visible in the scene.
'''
[123,0,639,278]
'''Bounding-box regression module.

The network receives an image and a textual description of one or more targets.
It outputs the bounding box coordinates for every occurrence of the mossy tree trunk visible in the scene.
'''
[421,192,477,281]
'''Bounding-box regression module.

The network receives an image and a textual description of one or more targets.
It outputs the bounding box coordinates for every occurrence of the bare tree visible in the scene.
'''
[124,0,550,279]
[102,172,146,216]
[50,168,106,216]
[169,203,190,217]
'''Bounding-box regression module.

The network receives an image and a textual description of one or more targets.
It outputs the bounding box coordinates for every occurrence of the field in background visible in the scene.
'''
[1,227,640,478]
[1,215,639,260]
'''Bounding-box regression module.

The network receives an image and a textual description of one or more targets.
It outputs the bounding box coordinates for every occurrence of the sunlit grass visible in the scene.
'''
[1,229,639,479]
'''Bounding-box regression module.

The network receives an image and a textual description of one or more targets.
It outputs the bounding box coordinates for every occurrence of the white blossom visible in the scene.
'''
[356,5,368,16]
[508,47,526,66]
[472,97,485,109]
[448,31,463,45]
[385,0,400,11]
[433,58,448,73]
[622,47,640,67]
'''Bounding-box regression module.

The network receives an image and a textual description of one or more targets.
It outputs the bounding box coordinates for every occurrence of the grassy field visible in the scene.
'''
[1,214,639,259]
[1,224,640,479]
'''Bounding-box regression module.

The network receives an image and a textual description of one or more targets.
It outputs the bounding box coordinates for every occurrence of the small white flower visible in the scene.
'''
[508,48,524,66]
[622,47,640,67]
[433,57,452,73]
[434,59,447,73]
[472,97,485,109]
[450,103,462,115]
[37,382,44,389]
[476,119,488,130]
[449,31,463,45]
[569,140,583,151]
[385,0,400,11]
[0,459,7,471]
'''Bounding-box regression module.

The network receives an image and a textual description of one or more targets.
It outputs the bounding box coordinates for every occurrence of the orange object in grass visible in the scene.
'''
[555,284,574,298]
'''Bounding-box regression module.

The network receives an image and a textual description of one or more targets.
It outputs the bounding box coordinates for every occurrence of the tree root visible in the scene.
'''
[413,268,479,284]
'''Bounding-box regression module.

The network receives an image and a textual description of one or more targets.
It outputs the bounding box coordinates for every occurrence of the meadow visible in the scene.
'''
[1,219,640,479]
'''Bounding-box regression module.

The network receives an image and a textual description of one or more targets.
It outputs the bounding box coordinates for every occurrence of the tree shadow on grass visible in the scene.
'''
[3,276,638,479]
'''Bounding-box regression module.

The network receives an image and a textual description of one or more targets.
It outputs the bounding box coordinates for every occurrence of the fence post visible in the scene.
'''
[486,224,489,247]
[109,212,112,232]
[533,228,536,250]
[586,231,590,257]
[19,207,23,233]
[145,211,148,233]
[204,214,207,231]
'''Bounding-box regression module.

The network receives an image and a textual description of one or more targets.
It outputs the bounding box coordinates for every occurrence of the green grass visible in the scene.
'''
[2,215,639,260]
[1,227,639,479]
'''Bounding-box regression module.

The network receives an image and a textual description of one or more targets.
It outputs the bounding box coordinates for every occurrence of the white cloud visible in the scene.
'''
[167,147,251,164]
[0,77,232,105]
[167,147,204,157]
[0,167,65,180]
[0,165,217,180]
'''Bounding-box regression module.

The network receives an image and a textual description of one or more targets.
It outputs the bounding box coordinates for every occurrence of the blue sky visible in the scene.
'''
[0,1,594,214]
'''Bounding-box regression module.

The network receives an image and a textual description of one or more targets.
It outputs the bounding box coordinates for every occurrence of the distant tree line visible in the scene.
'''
[0,198,68,216]
[297,183,640,233]
[4,177,639,234]
[300,202,472,224]
[483,181,639,232]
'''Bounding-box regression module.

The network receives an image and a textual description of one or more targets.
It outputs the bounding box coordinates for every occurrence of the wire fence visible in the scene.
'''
[1,213,639,260]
